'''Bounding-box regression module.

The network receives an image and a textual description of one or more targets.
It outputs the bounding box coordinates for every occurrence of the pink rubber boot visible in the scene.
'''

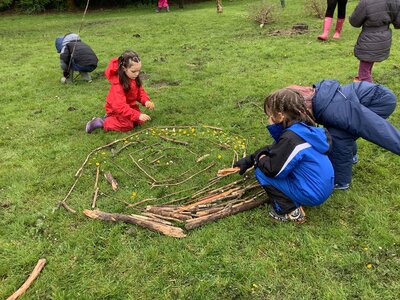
[318,17,333,41]
[333,18,345,39]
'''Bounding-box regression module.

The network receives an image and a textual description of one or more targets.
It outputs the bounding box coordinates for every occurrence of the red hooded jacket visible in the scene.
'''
[104,58,150,122]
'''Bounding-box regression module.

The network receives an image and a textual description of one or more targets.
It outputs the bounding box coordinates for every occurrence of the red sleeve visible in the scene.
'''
[107,85,141,121]
[138,85,150,106]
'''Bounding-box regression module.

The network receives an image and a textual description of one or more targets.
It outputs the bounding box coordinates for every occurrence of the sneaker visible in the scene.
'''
[80,72,92,82]
[334,183,350,190]
[269,207,306,224]
[352,154,359,164]
[85,117,104,133]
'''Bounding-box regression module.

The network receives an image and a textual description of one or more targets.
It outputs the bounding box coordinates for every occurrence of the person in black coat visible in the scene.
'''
[350,0,400,82]
[55,33,98,84]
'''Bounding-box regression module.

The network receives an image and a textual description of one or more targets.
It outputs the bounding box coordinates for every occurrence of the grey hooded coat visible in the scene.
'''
[349,0,400,62]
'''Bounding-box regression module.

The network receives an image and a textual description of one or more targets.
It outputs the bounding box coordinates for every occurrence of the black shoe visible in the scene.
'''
[269,207,306,224]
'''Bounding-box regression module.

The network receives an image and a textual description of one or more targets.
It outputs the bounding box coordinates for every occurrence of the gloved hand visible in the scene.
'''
[253,146,271,164]
[233,156,254,175]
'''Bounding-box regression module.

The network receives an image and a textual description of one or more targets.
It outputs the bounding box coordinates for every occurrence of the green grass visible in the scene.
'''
[0,0,399,299]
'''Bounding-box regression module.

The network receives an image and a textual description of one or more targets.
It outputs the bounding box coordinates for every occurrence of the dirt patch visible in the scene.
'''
[149,80,180,89]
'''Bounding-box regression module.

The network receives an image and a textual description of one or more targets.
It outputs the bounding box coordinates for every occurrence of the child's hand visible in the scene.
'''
[139,113,151,122]
[145,101,155,110]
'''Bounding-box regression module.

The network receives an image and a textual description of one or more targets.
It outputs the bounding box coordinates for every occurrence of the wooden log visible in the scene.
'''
[145,206,192,221]
[184,197,267,230]
[83,209,186,238]
[7,259,46,300]
[104,172,118,191]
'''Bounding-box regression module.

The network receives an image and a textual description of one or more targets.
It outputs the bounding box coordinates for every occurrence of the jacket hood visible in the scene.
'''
[56,33,80,54]
[313,80,340,119]
[105,58,120,84]
[287,122,330,154]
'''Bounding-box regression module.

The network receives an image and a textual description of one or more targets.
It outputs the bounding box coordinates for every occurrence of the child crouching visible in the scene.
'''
[86,50,155,133]
[234,89,334,223]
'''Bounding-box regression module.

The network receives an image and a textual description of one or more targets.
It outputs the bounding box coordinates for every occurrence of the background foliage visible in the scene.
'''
[0,0,399,299]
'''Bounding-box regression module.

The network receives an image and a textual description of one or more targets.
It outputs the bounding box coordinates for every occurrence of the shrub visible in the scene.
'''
[304,0,326,19]
[249,1,276,28]
[0,0,13,11]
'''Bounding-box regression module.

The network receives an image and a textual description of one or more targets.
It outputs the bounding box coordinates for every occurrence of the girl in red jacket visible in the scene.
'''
[86,50,155,133]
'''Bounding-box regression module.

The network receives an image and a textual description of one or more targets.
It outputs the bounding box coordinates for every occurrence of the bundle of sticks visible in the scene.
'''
[84,168,267,238]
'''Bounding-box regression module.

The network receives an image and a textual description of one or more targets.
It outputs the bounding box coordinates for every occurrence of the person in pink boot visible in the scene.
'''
[350,0,400,83]
[156,0,169,13]
[318,0,348,41]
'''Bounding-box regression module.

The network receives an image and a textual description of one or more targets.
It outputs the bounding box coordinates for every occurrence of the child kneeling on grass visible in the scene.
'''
[86,50,155,133]
[234,89,334,224]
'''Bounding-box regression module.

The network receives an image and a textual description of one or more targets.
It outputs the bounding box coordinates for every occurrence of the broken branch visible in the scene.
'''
[7,258,46,300]
[83,209,186,238]
[104,172,118,191]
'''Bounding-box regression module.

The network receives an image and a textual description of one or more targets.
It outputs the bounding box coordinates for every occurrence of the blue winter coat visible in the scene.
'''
[313,80,399,185]
[255,122,334,207]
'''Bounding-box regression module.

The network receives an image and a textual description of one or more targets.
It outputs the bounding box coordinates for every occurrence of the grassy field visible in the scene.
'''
[0,0,399,299]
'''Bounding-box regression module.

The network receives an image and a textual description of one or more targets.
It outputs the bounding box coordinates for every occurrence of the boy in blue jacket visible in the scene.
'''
[234,89,334,223]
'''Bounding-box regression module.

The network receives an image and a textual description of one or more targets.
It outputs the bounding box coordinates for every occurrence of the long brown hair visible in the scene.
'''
[264,88,316,127]
[118,50,142,93]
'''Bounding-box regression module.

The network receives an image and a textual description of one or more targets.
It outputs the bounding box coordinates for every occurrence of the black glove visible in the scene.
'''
[253,146,271,164]
[233,156,254,175]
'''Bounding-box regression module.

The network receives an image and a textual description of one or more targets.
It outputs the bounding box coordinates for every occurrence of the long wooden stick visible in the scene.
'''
[83,209,186,238]
[7,259,46,300]
[91,166,100,209]
[129,154,157,182]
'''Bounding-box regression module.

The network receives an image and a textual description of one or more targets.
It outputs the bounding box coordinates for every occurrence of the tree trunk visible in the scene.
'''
[83,209,186,238]
[66,0,76,11]
[217,0,223,13]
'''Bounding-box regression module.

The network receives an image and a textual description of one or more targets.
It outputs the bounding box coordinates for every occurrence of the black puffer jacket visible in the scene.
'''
[349,0,400,62]
[60,40,98,68]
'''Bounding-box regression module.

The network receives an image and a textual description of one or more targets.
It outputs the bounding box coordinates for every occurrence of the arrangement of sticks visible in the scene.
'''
[84,169,266,238]
[56,126,264,238]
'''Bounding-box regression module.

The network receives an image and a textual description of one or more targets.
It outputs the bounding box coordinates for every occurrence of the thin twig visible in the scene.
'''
[159,136,189,145]
[150,154,165,164]
[74,127,150,177]
[91,166,100,209]
[151,162,216,187]
[112,141,140,156]
[110,161,135,178]
[129,154,157,182]
[202,125,223,131]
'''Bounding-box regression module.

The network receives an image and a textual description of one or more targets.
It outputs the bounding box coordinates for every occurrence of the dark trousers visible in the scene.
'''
[325,0,348,19]
[263,185,297,214]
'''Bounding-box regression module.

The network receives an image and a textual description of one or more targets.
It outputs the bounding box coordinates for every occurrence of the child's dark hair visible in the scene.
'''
[264,88,316,127]
[118,50,142,92]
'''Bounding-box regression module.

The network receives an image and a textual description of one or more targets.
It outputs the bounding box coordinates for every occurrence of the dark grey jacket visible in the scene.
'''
[349,0,400,62]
